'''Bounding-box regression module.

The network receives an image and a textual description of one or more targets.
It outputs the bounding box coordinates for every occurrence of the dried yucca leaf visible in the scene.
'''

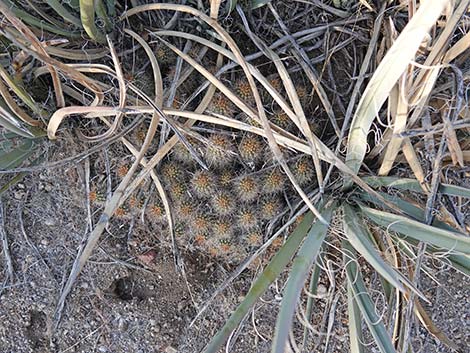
[344,0,449,187]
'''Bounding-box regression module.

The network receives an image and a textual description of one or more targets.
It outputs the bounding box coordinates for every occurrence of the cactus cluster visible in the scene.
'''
[87,62,320,264]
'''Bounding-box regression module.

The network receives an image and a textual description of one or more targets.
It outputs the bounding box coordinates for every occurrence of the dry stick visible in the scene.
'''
[322,3,386,190]
[399,117,470,138]
[237,6,324,194]
[17,195,58,283]
[54,36,160,327]
[267,2,339,137]
[0,199,13,296]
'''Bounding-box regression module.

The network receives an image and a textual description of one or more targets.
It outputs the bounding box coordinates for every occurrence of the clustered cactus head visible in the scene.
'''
[114,205,129,219]
[207,92,236,117]
[176,198,196,221]
[147,201,165,223]
[172,139,199,165]
[245,229,263,248]
[89,189,105,205]
[235,175,260,202]
[212,217,235,239]
[117,162,129,178]
[192,212,211,234]
[204,133,236,168]
[190,170,217,197]
[293,156,315,186]
[219,168,234,187]
[168,181,187,200]
[263,168,286,194]
[296,84,309,104]
[260,197,283,220]
[154,42,176,66]
[233,78,254,105]
[238,133,264,165]
[237,208,259,231]
[161,161,183,183]
[211,191,236,216]
[128,195,142,212]
[270,110,292,130]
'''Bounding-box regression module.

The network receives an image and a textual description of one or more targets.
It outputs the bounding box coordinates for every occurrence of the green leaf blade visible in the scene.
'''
[343,241,396,353]
[271,203,335,353]
[360,205,470,255]
[203,210,316,353]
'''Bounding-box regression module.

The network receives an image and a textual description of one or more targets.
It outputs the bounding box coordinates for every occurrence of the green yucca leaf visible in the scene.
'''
[302,263,321,347]
[446,253,470,276]
[363,176,470,199]
[272,203,335,353]
[203,209,317,353]
[46,0,82,27]
[358,191,459,233]
[80,0,106,43]
[347,282,364,353]
[0,139,34,169]
[360,205,470,255]
[0,101,35,138]
[4,1,80,37]
[343,204,425,300]
[95,0,112,31]
[343,241,396,353]
[394,235,470,277]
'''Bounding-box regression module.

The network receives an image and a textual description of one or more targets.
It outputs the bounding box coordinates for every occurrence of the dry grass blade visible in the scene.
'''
[46,46,109,61]
[0,78,40,126]
[0,64,47,119]
[344,0,449,187]
[0,28,104,106]
[0,200,13,295]
[401,138,429,192]
[378,78,408,176]
[412,299,460,351]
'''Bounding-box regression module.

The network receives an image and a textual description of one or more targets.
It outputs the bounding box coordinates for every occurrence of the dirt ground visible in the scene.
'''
[0,153,468,353]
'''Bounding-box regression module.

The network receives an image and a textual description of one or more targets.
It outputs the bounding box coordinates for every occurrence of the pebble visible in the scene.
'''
[14,191,25,200]
[44,218,56,226]
[118,318,128,332]
[316,284,327,297]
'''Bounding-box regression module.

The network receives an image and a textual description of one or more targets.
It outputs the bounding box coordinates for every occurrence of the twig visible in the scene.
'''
[0,199,13,295]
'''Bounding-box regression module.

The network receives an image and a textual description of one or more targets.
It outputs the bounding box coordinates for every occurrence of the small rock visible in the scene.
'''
[44,218,56,226]
[117,318,128,332]
[137,250,157,266]
[316,284,327,297]
[13,191,25,200]
[165,346,177,353]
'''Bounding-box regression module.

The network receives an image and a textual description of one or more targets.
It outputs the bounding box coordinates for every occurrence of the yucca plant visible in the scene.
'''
[0,0,469,352]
